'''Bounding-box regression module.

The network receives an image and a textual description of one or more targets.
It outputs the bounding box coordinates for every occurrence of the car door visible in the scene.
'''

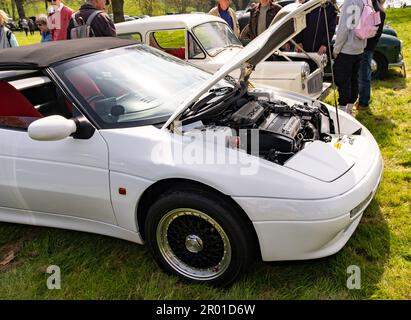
[0,102,116,225]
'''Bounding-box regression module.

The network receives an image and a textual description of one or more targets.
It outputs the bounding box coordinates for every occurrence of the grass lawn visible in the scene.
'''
[2,8,410,299]
[14,31,42,46]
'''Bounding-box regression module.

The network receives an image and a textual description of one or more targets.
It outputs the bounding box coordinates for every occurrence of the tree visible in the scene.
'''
[165,0,192,13]
[15,0,26,19]
[139,0,155,15]
[112,0,125,23]
[0,0,11,16]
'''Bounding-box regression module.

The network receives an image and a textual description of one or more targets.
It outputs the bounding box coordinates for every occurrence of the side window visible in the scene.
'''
[0,80,43,130]
[118,32,142,43]
[0,78,76,130]
[188,32,206,59]
[149,29,186,60]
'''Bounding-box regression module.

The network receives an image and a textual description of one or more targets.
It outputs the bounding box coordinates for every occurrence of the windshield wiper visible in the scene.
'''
[186,86,236,116]
[209,47,225,56]
[225,44,243,49]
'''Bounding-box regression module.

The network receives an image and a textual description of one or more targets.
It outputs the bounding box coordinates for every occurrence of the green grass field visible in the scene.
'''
[2,8,410,299]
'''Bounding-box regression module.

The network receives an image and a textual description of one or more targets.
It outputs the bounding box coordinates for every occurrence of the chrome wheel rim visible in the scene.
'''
[156,208,232,281]
[371,59,378,73]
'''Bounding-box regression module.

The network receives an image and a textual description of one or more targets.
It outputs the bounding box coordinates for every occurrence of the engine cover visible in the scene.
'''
[260,113,301,139]
[230,101,264,126]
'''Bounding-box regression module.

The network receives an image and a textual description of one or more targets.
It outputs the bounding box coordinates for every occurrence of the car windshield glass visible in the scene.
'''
[193,22,242,57]
[53,45,229,128]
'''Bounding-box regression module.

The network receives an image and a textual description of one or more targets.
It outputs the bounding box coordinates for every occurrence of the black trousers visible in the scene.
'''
[333,52,363,106]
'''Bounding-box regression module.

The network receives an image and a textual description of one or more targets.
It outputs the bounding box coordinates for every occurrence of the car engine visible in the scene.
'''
[181,90,334,165]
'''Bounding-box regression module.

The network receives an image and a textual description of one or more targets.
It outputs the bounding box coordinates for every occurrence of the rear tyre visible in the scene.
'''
[144,188,256,287]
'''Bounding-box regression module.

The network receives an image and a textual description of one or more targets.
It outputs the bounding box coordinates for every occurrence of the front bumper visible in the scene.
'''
[233,131,383,261]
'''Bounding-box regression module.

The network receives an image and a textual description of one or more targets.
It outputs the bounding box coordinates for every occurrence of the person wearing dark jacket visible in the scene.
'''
[67,0,116,39]
[239,0,282,41]
[294,0,338,55]
[357,0,385,110]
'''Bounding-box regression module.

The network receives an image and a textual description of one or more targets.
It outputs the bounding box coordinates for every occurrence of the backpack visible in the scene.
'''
[354,0,381,40]
[6,30,12,47]
[70,10,102,39]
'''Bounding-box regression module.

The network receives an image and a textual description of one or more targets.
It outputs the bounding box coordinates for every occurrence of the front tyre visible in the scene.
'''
[144,189,256,287]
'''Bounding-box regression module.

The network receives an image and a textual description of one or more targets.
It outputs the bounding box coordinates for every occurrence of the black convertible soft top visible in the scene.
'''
[0,37,137,69]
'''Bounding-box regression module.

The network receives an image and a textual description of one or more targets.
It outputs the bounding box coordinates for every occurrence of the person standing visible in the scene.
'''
[239,0,282,41]
[28,18,35,35]
[332,0,366,114]
[209,0,240,37]
[357,0,386,111]
[36,15,53,42]
[21,19,29,36]
[47,0,74,41]
[0,10,18,48]
[294,0,338,55]
[67,0,116,39]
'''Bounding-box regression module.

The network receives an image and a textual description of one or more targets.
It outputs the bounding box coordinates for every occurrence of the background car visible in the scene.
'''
[372,24,406,78]
[324,24,406,79]
[108,14,136,22]
[116,14,330,99]
[387,0,410,8]
[6,18,19,31]
[238,1,405,79]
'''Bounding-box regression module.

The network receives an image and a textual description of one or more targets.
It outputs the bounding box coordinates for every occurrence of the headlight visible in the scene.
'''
[320,54,328,68]
[301,62,310,79]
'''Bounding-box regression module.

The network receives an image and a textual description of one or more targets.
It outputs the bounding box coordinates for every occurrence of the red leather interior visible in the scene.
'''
[165,48,185,60]
[65,99,73,113]
[65,69,104,107]
[0,81,43,118]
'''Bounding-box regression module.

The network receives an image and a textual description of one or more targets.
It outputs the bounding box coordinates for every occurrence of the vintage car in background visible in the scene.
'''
[0,0,383,286]
[372,23,406,78]
[6,18,20,31]
[116,14,330,99]
[324,24,406,79]
[385,0,411,8]
[238,0,405,79]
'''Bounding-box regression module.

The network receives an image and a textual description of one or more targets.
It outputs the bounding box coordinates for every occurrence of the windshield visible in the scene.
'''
[53,45,222,128]
[193,22,243,57]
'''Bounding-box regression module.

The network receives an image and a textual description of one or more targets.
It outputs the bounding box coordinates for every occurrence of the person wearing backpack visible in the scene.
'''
[66,0,116,39]
[0,10,18,49]
[357,0,385,111]
[47,0,74,41]
[333,0,368,115]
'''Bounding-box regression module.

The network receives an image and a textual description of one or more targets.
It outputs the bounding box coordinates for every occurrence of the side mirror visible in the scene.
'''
[28,115,77,141]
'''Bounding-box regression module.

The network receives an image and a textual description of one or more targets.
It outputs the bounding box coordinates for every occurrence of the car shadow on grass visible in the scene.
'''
[354,108,397,150]
[372,69,407,90]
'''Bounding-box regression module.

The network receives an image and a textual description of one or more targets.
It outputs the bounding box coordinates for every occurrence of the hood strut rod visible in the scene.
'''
[323,2,341,139]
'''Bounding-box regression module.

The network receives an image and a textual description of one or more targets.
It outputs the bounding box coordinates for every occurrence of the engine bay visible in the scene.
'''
[181,88,335,165]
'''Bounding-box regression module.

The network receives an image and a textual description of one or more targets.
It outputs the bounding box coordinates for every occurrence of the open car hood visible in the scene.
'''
[162,0,327,130]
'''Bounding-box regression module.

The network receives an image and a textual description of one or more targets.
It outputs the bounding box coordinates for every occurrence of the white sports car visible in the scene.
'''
[0,0,382,286]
